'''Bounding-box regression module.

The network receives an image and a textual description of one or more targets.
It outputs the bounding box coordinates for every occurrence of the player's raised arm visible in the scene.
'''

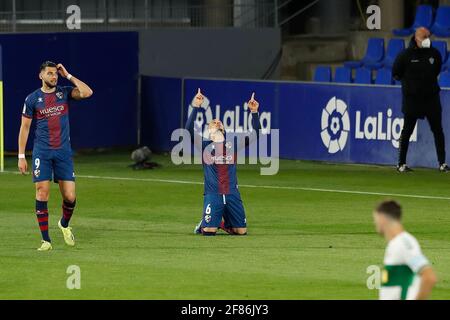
[185,88,205,148]
[237,92,261,150]
[18,115,32,175]
[57,63,93,100]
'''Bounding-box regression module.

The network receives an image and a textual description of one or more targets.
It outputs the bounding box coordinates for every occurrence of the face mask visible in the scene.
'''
[421,38,431,48]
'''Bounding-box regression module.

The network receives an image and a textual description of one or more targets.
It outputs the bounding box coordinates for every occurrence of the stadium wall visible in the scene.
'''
[141,75,450,169]
[138,28,282,79]
[1,31,139,152]
[140,76,182,152]
[2,28,280,152]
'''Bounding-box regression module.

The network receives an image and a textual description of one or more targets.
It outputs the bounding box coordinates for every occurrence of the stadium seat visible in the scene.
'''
[354,68,372,84]
[432,40,448,69]
[375,68,394,85]
[382,39,405,69]
[439,72,450,87]
[313,66,332,82]
[344,38,384,70]
[442,57,450,72]
[431,6,450,37]
[393,5,434,36]
[333,66,352,83]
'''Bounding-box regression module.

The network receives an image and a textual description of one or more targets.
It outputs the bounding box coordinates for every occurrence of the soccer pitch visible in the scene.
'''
[1,152,450,299]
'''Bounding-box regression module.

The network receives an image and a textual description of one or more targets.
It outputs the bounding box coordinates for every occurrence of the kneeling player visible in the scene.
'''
[186,89,261,236]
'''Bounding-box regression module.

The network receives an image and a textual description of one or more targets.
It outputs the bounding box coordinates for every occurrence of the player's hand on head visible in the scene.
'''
[18,158,28,175]
[56,63,69,78]
[248,92,259,113]
[193,88,204,108]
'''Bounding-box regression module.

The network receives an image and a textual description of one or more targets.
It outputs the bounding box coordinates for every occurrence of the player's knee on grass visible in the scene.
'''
[232,228,247,235]
[202,227,218,236]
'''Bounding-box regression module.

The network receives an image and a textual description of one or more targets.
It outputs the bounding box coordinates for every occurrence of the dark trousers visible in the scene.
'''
[398,110,446,166]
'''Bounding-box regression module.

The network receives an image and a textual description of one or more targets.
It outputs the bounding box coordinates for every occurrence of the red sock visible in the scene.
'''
[36,200,50,242]
[219,221,234,235]
[61,199,76,227]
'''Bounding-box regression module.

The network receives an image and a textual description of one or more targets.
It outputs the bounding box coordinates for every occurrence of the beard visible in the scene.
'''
[44,79,57,88]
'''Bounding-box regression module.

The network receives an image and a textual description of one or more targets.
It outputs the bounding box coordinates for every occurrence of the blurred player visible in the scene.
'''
[17,61,93,251]
[373,200,437,300]
[186,89,261,236]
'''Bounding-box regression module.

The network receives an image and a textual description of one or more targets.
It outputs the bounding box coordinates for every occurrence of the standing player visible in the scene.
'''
[186,89,261,236]
[373,200,437,300]
[18,61,93,251]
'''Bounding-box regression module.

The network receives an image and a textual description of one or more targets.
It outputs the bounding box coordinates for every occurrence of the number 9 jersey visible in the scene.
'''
[22,86,76,183]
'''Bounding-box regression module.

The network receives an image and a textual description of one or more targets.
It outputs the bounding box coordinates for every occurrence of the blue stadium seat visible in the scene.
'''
[431,6,450,37]
[442,54,450,72]
[375,68,393,85]
[354,68,372,84]
[333,67,352,83]
[441,56,450,72]
[382,39,405,69]
[439,72,450,87]
[344,38,384,70]
[393,5,434,36]
[313,66,332,82]
[432,40,448,68]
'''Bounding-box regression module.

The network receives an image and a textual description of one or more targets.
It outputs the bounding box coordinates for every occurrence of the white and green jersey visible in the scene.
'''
[380,231,430,300]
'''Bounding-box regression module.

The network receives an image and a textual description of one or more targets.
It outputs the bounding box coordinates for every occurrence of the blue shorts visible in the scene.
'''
[32,149,75,183]
[202,193,247,229]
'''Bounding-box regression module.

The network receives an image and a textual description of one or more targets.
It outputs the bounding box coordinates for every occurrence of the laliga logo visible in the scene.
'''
[320,97,418,153]
[320,97,350,154]
[188,94,271,137]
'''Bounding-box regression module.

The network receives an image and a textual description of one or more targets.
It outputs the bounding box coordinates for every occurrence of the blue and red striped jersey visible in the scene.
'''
[22,86,74,151]
[186,108,261,195]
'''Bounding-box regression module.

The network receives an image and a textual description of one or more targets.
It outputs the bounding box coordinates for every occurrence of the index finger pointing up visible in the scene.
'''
[198,88,201,95]
[250,92,255,100]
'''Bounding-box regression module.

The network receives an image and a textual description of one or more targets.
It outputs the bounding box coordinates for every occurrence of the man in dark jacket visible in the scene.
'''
[392,27,449,172]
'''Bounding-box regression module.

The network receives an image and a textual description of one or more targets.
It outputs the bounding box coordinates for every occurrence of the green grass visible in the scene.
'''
[1,152,450,299]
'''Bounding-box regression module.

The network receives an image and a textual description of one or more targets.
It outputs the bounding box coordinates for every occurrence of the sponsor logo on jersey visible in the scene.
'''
[204,153,235,165]
[38,105,67,118]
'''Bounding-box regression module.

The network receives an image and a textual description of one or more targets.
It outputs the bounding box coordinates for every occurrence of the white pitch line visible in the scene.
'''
[3,170,450,201]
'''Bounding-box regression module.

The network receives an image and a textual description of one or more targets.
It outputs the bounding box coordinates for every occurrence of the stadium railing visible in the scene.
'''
[0,2,277,33]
